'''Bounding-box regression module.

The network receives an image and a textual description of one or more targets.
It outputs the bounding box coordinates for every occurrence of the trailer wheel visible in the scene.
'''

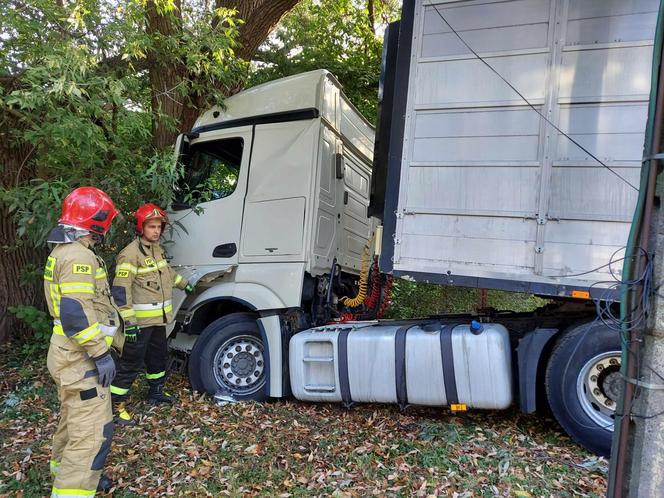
[545,321,621,457]
[188,312,267,401]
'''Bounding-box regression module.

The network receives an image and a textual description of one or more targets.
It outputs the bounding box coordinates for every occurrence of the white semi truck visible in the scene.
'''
[166,0,662,457]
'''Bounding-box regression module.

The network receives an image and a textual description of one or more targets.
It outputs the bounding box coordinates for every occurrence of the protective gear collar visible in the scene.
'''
[47,224,91,244]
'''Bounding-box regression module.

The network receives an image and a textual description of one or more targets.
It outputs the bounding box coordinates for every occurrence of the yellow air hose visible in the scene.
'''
[339,233,374,308]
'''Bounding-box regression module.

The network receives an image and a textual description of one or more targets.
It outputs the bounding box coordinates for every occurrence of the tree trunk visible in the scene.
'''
[146,0,186,150]
[368,0,375,33]
[147,0,302,148]
[0,120,47,344]
[0,207,47,344]
[217,0,301,61]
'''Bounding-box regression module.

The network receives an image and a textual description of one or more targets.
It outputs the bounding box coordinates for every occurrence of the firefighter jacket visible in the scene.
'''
[44,239,124,359]
[111,238,189,327]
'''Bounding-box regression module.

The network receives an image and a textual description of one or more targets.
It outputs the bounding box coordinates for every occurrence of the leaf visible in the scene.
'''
[244,444,260,455]
[499,458,510,476]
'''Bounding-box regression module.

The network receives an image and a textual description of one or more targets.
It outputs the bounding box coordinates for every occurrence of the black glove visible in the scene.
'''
[184,283,195,294]
[93,352,116,388]
[125,324,140,343]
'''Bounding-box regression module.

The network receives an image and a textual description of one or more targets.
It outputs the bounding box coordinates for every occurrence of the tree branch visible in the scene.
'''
[98,54,150,75]
[368,0,375,34]
[216,0,301,60]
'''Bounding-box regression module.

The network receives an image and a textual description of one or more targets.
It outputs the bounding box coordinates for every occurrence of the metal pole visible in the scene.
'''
[608,7,664,493]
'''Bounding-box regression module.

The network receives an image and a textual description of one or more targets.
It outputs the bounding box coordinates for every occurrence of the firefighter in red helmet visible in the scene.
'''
[110,203,193,424]
[44,186,124,496]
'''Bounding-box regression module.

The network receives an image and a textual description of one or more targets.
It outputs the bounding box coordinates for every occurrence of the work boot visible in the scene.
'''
[97,474,113,492]
[113,401,136,427]
[148,383,174,404]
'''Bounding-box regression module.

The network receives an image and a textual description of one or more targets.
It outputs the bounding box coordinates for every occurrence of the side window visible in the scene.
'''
[178,137,244,203]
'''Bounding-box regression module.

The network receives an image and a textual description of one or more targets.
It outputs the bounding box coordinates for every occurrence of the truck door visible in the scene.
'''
[338,143,373,272]
[167,127,253,267]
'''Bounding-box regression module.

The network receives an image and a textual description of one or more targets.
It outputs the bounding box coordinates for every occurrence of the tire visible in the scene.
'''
[188,312,267,401]
[545,321,622,457]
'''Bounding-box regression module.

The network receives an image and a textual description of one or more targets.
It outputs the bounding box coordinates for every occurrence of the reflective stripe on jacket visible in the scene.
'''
[43,240,123,357]
[111,238,188,327]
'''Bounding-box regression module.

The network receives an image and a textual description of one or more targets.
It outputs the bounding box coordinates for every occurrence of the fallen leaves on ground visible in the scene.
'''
[0,349,607,497]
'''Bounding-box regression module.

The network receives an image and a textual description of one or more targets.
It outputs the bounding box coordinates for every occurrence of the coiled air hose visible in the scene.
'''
[339,234,374,308]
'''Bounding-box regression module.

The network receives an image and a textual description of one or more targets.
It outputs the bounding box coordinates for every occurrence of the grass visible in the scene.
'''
[0,347,607,497]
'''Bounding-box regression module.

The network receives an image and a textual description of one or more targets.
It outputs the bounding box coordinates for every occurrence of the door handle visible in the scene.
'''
[344,191,349,205]
[212,243,237,258]
[335,153,345,179]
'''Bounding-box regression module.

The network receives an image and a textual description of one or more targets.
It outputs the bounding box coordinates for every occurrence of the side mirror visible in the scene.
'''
[335,153,345,179]
[174,134,186,165]
[174,132,198,166]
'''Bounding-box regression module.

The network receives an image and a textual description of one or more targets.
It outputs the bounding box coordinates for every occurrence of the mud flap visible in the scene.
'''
[258,314,283,398]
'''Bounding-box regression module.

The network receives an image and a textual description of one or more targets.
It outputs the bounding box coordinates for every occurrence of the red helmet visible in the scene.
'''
[135,203,168,234]
[59,186,119,235]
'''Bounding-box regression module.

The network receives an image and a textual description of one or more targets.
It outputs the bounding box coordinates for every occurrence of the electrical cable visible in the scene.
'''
[376,274,394,319]
[364,256,382,310]
[556,247,664,430]
[541,258,628,280]
[430,4,639,192]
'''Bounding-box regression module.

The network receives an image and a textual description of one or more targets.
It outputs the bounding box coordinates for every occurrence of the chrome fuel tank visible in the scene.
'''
[289,321,513,409]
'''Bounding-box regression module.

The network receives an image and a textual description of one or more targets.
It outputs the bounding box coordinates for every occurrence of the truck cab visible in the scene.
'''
[167,69,378,399]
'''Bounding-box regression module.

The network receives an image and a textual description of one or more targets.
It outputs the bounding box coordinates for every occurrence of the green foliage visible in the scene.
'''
[8,305,51,355]
[486,289,550,313]
[385,278,549,319]
[385,279,477,319]
[250,0,401,123]
[0,2,251,348]
[0,0,245,262]
[1,180,71,246]
[203,162,238,200]
[120,1,246,114]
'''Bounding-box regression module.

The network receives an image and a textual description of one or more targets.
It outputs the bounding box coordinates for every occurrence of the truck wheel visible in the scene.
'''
[545,321,621,457]
[188,312,267,401]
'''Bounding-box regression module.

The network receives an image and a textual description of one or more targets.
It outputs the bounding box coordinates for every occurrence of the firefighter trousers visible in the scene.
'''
[110,325,167,400]
[47,341,113,497]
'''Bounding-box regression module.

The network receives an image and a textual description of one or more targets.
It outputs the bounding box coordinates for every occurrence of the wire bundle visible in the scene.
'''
[556,246,660,429]
[588,247,652,338]
[376,275,394,319]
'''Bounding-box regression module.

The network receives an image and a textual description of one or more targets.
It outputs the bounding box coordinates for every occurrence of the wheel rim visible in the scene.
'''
[213,334,266,395]
[576,351,622,431]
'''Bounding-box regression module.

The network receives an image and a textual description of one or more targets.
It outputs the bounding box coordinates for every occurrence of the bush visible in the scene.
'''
[8,305,51,355]
[385,278,549,319]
